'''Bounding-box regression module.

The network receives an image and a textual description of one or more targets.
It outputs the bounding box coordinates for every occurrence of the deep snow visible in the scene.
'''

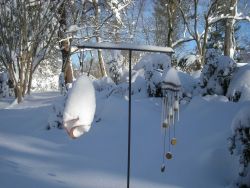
[0,91,246,188]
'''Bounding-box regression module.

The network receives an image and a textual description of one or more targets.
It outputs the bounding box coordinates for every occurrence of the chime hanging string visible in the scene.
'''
[162,123,167,165]
[161,94,168,169]
[177,92,180,121]
[161,96,165,132]
[173,92,176,138]
[174,91,180,138]
[168,93,172,152]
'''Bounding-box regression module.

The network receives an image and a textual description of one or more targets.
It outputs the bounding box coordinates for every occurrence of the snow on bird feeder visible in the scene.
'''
[63,75,96,139]
[160,68,181,172]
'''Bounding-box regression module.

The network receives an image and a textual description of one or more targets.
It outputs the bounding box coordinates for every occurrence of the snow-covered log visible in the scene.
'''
[63,75,96,138]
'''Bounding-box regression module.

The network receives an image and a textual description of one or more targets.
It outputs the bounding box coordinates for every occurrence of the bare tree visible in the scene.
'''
[0,0,60,103]
[224,0,237,58]
[175,0,250,67]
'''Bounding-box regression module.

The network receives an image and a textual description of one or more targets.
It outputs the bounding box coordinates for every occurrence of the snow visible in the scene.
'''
[1,49,250,187]
[201,55,236,95]
[134,54,171,72]
[77,42,174,53]
[231,105,250,131]
[0,87,247,188]
[67,25,80,33]
[132,54,172,97]
[63,75,96,138]
[227,64,250,102]
[162,68,181,88]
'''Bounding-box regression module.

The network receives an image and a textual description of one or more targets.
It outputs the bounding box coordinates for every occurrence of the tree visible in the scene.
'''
[64,0,132,78]
[153,0,178,47]
[0,0,60,102]
[223,0,237,58]
[58,1,74,87]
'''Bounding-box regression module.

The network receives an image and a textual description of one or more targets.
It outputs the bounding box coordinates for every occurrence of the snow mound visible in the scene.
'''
[231,105,250,131]
[134,53,171,72]
[200,55,236,95]
[178,54,200,72]
[93,76,116,92]
[0,72,13,97]
[133,54,171,97]
[63,75,96,138]
[229,105,250,186]
[227,64,250,102]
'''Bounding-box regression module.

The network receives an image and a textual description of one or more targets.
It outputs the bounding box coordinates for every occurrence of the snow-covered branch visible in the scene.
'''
[172,37,195,48]
[208,15,250,26]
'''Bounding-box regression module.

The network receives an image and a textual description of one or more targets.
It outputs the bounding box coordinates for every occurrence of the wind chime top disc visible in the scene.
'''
[161,68,181,91]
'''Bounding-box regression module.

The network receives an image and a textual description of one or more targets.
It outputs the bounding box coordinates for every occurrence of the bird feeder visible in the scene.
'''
[75,42,174,187]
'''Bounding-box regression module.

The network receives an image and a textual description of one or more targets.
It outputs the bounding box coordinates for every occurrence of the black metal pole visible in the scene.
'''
[127,50,132,188]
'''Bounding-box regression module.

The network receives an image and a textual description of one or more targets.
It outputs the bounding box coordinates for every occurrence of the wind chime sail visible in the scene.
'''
[160,68,181,172]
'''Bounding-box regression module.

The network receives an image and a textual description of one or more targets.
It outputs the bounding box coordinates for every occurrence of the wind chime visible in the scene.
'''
[160,68,181,172]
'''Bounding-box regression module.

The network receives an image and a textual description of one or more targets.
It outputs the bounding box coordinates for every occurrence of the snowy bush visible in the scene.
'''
[93,76,116,92]
[0,72,14,98]
[178,54,200,73]
[229,106,250,187]
[59,72,67,95]
[32,60,61,92]
[133,54,171,97]
[107,52,126,84]
[92,76,117,98]
[200,55,236,95]
[227,64,250,102]
[47,98,65,129]
[177,71,199,102]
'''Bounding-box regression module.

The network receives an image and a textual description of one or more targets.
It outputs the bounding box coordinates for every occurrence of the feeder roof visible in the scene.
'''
[77,42,174,54]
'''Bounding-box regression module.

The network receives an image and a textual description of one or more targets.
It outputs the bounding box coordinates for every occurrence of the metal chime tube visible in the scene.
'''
[161,87,181,171]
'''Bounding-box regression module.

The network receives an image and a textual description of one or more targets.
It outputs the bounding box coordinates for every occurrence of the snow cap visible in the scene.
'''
[161,68,181,91]
[231,106,250,132]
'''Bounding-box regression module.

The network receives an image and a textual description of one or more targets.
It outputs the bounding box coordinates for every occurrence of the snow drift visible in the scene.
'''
[227,64,250,102]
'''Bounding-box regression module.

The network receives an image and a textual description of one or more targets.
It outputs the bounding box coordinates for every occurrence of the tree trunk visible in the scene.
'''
[58,2,73,87]
[8,63,23,103]
[224,0,237,58]
[22,60,31,96]
[167,0,174,48]
[93,0,107,77]
[64,59,73,84]
[27,61,33,95]
[200,15,210,67]
[97,48,107,77]
[16,85,23,103]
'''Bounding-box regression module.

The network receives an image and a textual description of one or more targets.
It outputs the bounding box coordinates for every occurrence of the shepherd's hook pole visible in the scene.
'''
[127,50,132,188]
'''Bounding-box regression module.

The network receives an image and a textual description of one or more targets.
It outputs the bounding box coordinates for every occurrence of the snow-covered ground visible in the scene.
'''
[0,91,246,188]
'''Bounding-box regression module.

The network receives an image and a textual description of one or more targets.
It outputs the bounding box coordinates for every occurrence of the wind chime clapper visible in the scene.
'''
[160,68,181,173]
